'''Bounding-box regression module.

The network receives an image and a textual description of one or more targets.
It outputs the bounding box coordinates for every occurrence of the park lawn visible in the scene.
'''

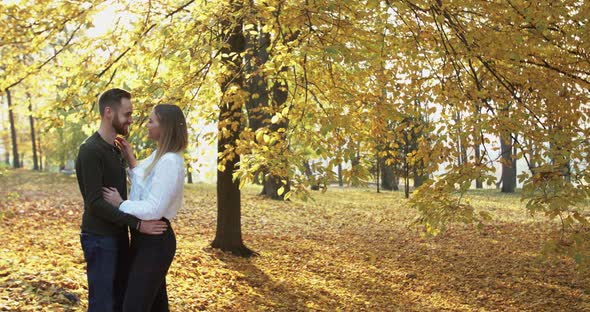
[0,169,589,311]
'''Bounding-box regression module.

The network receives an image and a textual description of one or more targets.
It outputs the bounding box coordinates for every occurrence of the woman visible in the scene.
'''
[102,104,188,312]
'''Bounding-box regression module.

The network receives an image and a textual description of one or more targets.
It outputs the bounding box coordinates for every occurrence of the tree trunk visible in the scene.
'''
[474,142,483,189]
[413,170,424,188]
[262,65,291,199]
[211,1,254,257]
[413,158,428,189]
[500,134,516,193]
[261,175,288,200]
[474,104,483,189]
[1,105,9,165]
[244,25,290,200]
[404,175,410,199]
[304,160,319,190]
[37,133,43,171]
[337,163,343,187]
[27,95,39,170]
[549,136,571,181]
[244,26,269,132]
[529,140,536,176]
[392,174,399,191]
[186,163,193,184]
[455,112,462,167]
[404,159,410,199]
[460,142,468,166]
[6,89,19,169]
[380,159,395,190]
[376,157,380,193]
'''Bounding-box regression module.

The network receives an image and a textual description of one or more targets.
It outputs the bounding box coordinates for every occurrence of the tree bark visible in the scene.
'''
[6,89,19,168]
[37,132,43,171]
[186,163,193,184]
[376,157,380,193]
[380,159,395,190]
[474,105,483,189]
[304,160,319,190]
[244,24,290,200]
[245,26,269,132]
[261,65,291,199]
[474,142,483,189]
[413,169,424,188]
[404,156,410,199]
[27,94,39,170]
[211,1,254,257]
[337,163,343,187]
[1,104,9,165]
[500,134,516,193]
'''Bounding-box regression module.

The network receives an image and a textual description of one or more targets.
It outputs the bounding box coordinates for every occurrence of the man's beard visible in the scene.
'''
[112,117,128,136]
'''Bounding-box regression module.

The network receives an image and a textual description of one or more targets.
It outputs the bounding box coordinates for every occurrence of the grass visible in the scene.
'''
[0,169,589,311]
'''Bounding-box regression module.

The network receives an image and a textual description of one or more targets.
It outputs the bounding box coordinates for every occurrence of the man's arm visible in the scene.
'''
[78,145,140,229]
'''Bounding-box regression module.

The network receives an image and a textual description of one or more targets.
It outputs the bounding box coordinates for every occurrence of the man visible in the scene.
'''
[75,88,168,312]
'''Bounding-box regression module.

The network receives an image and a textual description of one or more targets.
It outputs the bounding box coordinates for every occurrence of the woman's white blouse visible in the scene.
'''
[119,151,184,220]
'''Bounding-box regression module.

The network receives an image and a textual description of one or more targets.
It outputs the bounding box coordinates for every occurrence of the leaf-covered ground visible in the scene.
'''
[0,169,589,311]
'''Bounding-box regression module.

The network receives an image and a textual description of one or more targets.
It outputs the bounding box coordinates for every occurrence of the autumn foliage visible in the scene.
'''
[1,0,590,309]
[1,170,589,311]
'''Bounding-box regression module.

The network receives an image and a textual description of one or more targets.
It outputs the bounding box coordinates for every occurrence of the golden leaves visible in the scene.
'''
[1,170,590,311]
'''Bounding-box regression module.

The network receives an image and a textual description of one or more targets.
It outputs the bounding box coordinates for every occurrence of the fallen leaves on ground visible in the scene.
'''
[0,169,589,311]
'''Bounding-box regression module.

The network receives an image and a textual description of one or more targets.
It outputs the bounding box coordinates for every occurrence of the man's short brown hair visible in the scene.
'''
[98,88,131,116]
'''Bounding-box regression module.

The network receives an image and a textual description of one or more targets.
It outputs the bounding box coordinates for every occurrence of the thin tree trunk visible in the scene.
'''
[413,168,424,188]
[186,163,193,184]
[474,142,483,188]
[376,156,380,193]
[461,143,468,166]
[304,160,319,191]
[404,175,410,199]
[404,158,410,199]
[528,139,536,176]
[27,94,39,170]
[500,134,516,193]
[549,135,571,181]
[1,100,9,165]
[474,105,483,189]
[211,1,254,257]
[392,173,399,191]
[6,89,19,168]
[59,127,65,171]
[37,132,43,171]
[455,112,462,167]
[337,163,343,187]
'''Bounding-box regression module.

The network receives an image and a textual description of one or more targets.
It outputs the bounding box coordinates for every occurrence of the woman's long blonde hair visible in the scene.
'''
[144,104,188,177]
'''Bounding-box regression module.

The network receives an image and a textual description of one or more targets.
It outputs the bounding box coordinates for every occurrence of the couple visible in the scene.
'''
[75,88,188,311]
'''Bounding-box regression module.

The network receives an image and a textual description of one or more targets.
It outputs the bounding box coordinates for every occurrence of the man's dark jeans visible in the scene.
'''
[80,231,130,312]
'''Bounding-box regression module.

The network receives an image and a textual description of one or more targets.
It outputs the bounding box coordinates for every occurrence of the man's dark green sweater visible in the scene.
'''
[75,132,139,236]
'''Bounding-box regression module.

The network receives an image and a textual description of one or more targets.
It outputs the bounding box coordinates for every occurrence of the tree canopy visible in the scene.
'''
[1,0,589,263]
